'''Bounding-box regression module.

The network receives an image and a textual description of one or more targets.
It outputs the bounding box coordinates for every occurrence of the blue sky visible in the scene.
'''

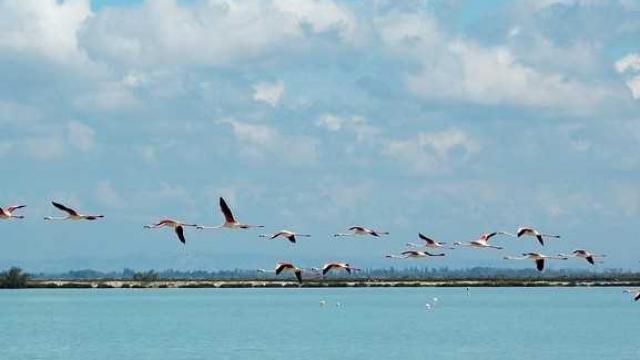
[0,0,639,272]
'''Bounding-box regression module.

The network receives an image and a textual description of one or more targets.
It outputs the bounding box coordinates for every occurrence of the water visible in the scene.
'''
[0,287,637,359]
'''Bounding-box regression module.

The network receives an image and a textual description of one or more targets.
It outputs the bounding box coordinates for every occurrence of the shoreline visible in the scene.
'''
[23,278,640,289]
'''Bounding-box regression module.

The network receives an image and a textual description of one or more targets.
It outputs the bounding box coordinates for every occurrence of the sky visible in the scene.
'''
[0,0,639,272]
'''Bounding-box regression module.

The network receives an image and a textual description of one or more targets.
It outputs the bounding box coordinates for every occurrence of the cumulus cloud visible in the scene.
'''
[252,81,284,107]
[79,0,357,67]
[615,53,640,99]
[0,0,91,63]
[376,11,612,112]
[614,53,640,73]
[67,121,95,152]
[218,118,318,165]
[407,41,608,110]
[382,128,480,174]
[74,81,138,110]
[316,113,380,142]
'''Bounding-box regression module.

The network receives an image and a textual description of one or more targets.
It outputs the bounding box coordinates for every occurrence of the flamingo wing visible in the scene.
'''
[418,233,436,244]
[322,264,334,276]
[219,197,236,223]
[174,225,186,244]
[7,205,26,212]
[52,202,79,216]
[275,263,292,275]
[425,251,445,257]
[484,232,498,240]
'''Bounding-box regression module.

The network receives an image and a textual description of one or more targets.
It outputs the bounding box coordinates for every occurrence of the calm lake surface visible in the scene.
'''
[0,287,637,359]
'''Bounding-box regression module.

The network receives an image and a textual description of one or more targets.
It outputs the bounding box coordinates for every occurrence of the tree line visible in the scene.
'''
[24,266,640,281]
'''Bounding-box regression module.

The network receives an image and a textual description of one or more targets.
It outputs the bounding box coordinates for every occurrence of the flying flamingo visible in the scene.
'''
[197,197,263,230]
[320,262,361,276]
[258,262,303,283]
[274,262,304,283]
[385,250,445,259]
[453,232,505,250]
[259,230,311,244]
[503,252,568,271]
[144,219,199,244]
[334,226,389,237]
[562,249,606,265]
[0,205,26,219]
[623,289,640,302]
[44,202,104,221]
[516,226,560,246]
[406,233,454,249]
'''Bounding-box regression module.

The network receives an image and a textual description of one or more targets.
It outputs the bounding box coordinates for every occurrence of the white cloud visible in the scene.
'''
[122,71,148,88]
[375,11,612,112]
[316,113,345,131]
[274,0,357,40]
[74,81,138,110]
[408,41,607,110]
[80,0,357,67]
[95,180,124,208]
[536,188,603,219]
[219,118,277,146]
[614,53,640,73]
[67,121,95,152]
[316,113,380,142]
[252,81,284,107]
[218,118,317,165]
[0,0,91,63]
[615,53,640,99]
[383,128,480,173]
[625,77,640,99]
[0,101,42,127]
[24,137,65,160]
[319,180,373,209]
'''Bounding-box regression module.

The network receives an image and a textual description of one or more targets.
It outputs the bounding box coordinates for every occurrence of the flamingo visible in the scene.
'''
[623,289,640,302]
[503,252,568,271]
[453,232,505,250]
[516,226,560,246]
[562,249,606,265]
[406,233,454,249]
[197,197,263,230]
[334,226,389,237]
[274,262,304,283]
[385,250,445,259]
[259,230,311,244]
[44,202,104,221]
[0,205,26,219]
[144,219,199,244]
[320,262,360,276]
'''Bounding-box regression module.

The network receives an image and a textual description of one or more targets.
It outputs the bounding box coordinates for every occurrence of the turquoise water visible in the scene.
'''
[0,287,637,359]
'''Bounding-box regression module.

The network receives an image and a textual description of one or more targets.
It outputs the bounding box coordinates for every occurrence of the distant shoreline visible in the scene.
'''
[22,278,640,289]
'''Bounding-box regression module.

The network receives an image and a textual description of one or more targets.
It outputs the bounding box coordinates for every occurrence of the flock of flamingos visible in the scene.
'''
[1,198,638,301]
